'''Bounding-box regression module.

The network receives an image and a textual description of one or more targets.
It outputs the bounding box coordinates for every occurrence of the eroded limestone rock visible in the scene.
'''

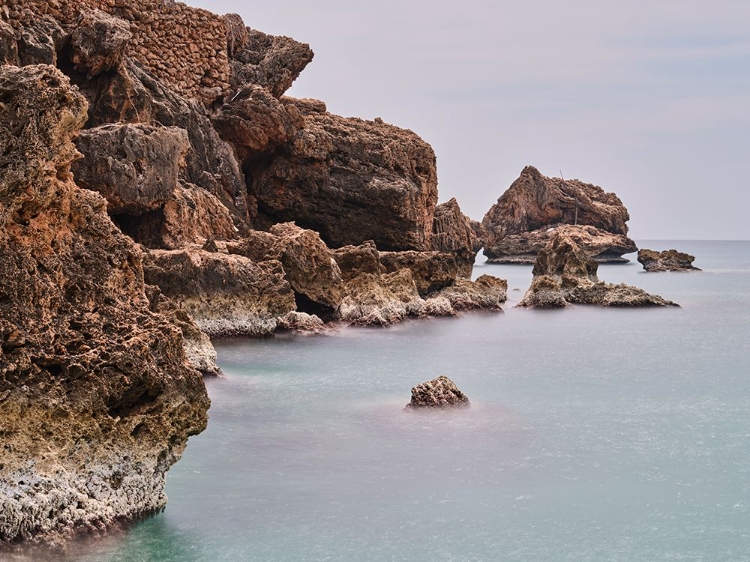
[405,376,470,409]
[431,198,479,278]
[69,9,132,78]
[637,249,701,272]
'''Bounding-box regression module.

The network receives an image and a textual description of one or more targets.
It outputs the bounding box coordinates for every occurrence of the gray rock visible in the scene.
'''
[69,9,132,78]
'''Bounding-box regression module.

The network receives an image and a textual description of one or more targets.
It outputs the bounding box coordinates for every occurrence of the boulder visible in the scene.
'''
[379,251,458,296]
[69,9,132,78]
[405,376,470,409]
[332,240,384,281]
[431,275,508,311]
[0,65,208,544]
[17,16,66,66]
[431,198,479,277]
[0,20,19,66]
[339,270,429,326]
[247,103,439,251]
[483,166,637,263]
[142,249,296,337]
[637,249,701,272]
[518,229,677,308]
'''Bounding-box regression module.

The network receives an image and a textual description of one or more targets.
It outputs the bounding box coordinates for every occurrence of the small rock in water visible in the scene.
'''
[405,375,470,409]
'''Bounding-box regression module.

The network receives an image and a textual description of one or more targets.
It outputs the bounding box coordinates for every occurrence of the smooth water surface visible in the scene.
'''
[15,241,750,561]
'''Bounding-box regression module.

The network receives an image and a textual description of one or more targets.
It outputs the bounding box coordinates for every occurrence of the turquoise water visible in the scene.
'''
[13,241,750,562]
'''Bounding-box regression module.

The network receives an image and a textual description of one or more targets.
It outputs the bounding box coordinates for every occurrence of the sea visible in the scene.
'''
[10,240,750,562]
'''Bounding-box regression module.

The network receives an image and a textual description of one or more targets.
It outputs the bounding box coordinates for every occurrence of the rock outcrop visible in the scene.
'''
[518,229,677,308]
[431,198,479,278]
[379,251,458,296]
[247,99,439,251]
[483,166,638,263]
[0,65,208,544]
[432,275,508,311]
[637,249,701,272]
[405,376,470,409]
[69,8,132,79]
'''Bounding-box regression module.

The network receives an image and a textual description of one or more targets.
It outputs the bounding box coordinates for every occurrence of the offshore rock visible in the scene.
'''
[483,166,637,263]
[431,198,479,278]
[229,27,314,97]
[142,249,296,337]
[379,251,458,296]
[432,275,508,311]
[405,376,470,409]
[518,231,677,308]
[227,222,345,314]
[248,103,438,251]
[638,249,701,272]
[0,65,208,544]
[69,9,132,79]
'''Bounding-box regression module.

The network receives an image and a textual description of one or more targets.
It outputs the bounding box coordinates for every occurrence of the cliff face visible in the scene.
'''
[482,166,637,263]
[0,65,208,544]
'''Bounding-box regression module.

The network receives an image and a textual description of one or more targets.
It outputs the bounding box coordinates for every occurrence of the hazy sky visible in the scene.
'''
[190,0,750,239]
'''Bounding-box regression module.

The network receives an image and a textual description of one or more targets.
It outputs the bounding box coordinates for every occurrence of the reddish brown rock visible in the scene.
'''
[405,376,470,409]
[0,65,208,545]
[483,166,637,263]
[637,249,701,272]
[0,20,19,66]
[431,198,479,278]
[379,251,458,296]
[332,240,384,282]
[17,16,66,66]
[339,270,428,326]
[248,104,439,251]
[69,9,132,78]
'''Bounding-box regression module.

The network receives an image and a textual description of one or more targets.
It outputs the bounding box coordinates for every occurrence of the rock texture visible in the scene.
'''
[0,65,208,544]
[431,198,479,278]
[518,229,677,308]
[69,8,132,79]
[432,275,508,311]
[405,376,470,409]
[637,249,701,272]
[483,166,637,263]
[247,100,439,251]
[379,251,458,296]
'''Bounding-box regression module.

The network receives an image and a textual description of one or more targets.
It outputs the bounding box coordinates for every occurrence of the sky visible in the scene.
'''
[189,0,750,240]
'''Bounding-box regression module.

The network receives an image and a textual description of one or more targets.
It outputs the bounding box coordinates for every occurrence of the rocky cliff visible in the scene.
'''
[0,65,208,545]
[482,166,638,263]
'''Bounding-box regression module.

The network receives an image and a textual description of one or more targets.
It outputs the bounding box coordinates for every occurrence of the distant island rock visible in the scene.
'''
[518,227,678,308]
[405,376,470,409]
[637,249,701,272]
[481,166,637,264]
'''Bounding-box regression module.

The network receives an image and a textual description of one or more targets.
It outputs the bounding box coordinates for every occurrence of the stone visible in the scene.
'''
[17,16,66,66]
[276,311,327,333]
[405,376,470,409]
[518,229,677,308]
[431,198,479,278]
[0,20,19,66]
[332,240,384,282]
[379,251,458,296]
[247,104,438,251]
[339,270,427,326]
[483,166,637,263]
[0,65,208,544]
[72,123,190,214]
[69,9,132,78]
[637,249,701,272]
[230,27,314,97]
[432,275,508,311]
[142,249,296,337]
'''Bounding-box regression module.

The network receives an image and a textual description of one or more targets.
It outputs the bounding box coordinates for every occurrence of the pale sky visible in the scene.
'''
[189,0,750,239]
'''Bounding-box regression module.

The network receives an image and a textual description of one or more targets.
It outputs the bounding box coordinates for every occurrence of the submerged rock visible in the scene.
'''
[518,230,677,308]
[405,376,470,409]
[637,249,701,272]
[482,166,637,263]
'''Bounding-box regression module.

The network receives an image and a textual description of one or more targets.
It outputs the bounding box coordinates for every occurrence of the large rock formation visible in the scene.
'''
[405,376,470,409]
[0,65,208,544]
[638,249,701,272]
[518,228,677,308]
[247,99,439,251]
[482,166,638,263]
[431,198,479,278]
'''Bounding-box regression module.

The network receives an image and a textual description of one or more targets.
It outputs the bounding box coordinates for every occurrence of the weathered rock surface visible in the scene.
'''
[0,65,208,544]
[483,166,637,263]
[638,249,701,272]
[142,249,296,337]
[431,198,479,278]
[339,270,431,326]
[0,20,19,66]
[379,251,459,296]
[332,241,384,281]
[405,376,470,409]
[69,9,132,79]
[518,229,677,308]
[248,102,439,251]
[432,275,508,311]
[17,16,65,67]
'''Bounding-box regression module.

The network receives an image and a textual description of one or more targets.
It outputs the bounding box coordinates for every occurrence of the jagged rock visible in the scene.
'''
[0,20,19,66]
[339,270,429,326]
[470,220,486,251]
[223,14,248,59]
[69,9,132,78]
[405,376,470,409]
[81,58,250,228]
[248,104,439,251]
[518,229,677,308]
[638,249,701,272]
[332,240,384,281]
[379,251,458,296]
[227,223,345,314]
[431,198,478,278]
[212,84,305,163]
[229,27,314,97]
[0,65,208,544]
[17,16,66,66]
[72,123,190,214]
[431,275,508,311]
[276,311,327,333]
[142,249,296,337]
[483,166,637,263]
